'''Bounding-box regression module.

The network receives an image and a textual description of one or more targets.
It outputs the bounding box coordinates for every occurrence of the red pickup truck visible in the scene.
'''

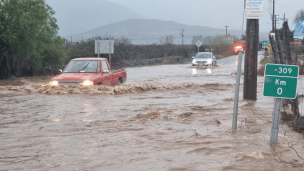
[50,58,127,86]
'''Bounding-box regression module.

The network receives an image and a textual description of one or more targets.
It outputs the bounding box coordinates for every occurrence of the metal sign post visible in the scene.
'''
[270,98,282,144]
[263,64,299,144]
[195,40,202,53]
[109,42,112,67]
[97,42,100,58]
[232,52,243,130]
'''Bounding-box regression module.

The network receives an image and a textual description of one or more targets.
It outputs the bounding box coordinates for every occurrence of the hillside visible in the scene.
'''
[46,0,145,35]
[65,19,243,44]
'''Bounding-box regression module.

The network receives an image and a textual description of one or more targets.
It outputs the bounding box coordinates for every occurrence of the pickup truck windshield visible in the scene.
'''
[64,60,100,72]
[196,53,212,59]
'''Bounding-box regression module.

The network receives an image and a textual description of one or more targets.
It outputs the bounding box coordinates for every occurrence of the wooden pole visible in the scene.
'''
[243,19,258,100]
[269,35,279,63]
[275,30,284,64]
[283,21,292,64]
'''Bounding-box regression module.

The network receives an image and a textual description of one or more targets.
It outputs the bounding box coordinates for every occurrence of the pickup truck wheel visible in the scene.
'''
[117,79,122,85]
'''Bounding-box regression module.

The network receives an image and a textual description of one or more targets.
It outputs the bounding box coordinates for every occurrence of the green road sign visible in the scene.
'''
[262,40,270,48]
[263,64,299,99]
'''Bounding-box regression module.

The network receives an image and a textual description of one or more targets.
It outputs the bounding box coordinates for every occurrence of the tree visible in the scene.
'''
[159,35,174,45]
[293,9,304,27]
[0,0,66,78]
[241,34,246,41]
[210,34,234,57]
[192,35,203,44]
[114,37,133,61]
[275,27,294,42]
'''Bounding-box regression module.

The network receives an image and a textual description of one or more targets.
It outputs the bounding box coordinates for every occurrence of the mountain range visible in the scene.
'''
[47,0,145,35]
[65,18,243,44]
[47,0,269,44]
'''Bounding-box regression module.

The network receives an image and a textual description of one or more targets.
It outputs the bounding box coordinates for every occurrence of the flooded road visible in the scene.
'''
[1,53,304,170]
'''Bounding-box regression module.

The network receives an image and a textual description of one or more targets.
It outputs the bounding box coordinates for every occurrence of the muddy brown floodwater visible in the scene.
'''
[1,55,304,171]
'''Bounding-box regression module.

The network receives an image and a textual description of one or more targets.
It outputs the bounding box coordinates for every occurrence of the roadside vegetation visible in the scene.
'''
[259,51,274,65]
[257,53,274,76]
[209,34,236,59]
[65,35,211,68]
[0,0,66,79]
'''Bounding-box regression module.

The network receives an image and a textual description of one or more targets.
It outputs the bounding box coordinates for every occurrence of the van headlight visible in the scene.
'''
[82,80,93,86]
[192,59,196,63]
[207,59,212,63]
[51,81,58,86]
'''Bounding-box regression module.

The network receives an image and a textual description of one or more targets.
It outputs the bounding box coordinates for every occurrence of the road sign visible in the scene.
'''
[244,0,264,18]
[263,64,299,99]
[294,18,304,39]
[195,40,202,47]
[270,33,275,40]
[95,40,114,54]
[266,44,272,51]
[262,40,270,48]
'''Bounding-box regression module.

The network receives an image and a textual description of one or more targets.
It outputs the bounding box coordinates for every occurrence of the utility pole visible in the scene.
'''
[243,0,263,100]
[180,29,184,45]
[272,0,275,32]
[224,26,229,37]
[275,15,280,30]
[279,13,288,23]
[243,19,259,100]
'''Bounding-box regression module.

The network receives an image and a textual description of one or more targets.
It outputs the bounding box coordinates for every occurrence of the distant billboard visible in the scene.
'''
[294,18,304,39]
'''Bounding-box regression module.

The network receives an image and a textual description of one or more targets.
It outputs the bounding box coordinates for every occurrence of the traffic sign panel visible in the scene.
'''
[263,64,299,99]
[195,40,202,47]
[265,64,299,77]
[244,0,264,18]
[267,44,272,51]
[262,40,270,48]
[95,40,114,54]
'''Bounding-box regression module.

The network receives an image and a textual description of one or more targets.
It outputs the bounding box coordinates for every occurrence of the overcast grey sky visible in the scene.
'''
[45,0,304,35]
[106,0,302,30]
